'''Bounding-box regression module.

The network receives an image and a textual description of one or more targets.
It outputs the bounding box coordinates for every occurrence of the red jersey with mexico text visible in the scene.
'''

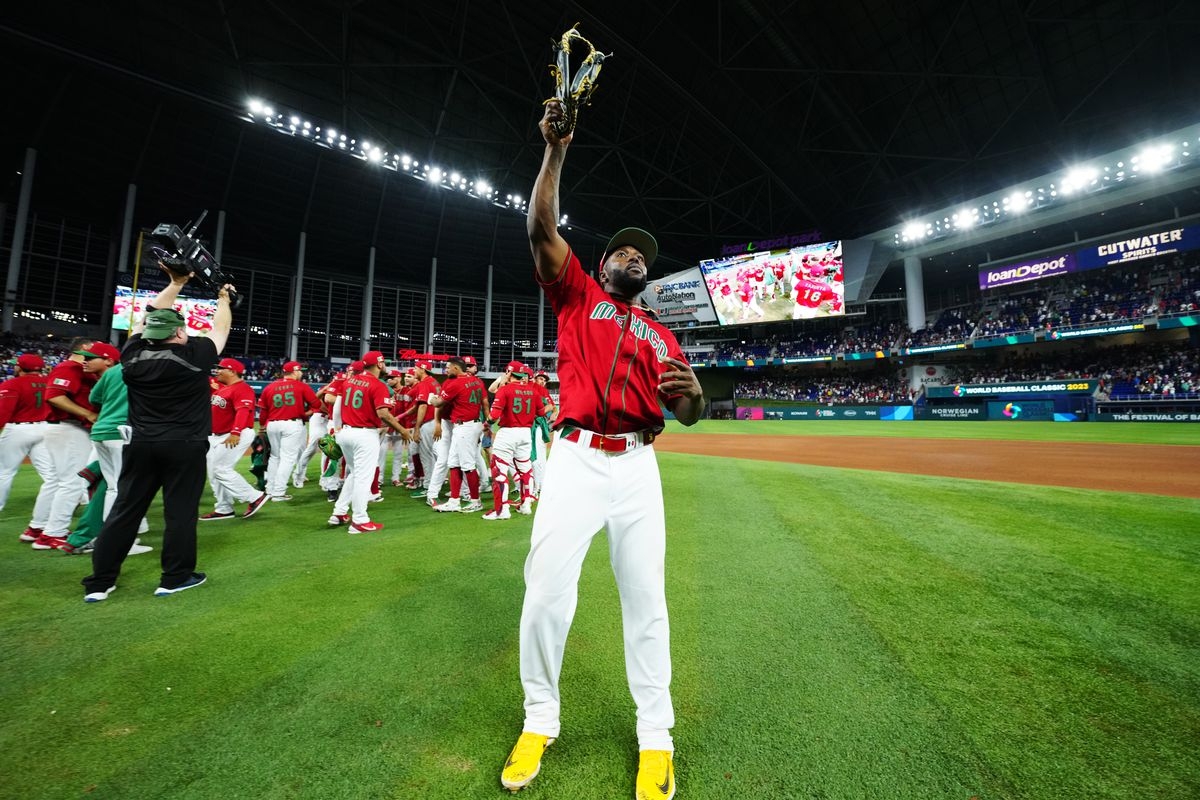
[539,249,688,435]
[258,377,320,424]
[0,374,49,425]
[490,383,546,428]
[438,374,487,424]
[341,374,392,428]
[210,381,257,435]
[393,385,414,424]
[45,361,97,425]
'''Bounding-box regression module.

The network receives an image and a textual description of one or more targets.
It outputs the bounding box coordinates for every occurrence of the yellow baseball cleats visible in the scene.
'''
[635,750,675,800]
[500,732,555,791]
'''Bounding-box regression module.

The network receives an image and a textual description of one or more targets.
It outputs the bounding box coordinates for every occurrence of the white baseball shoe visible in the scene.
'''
[517,499,534,515]
[433,498,461,513]
[481,507,511,521]
[460,500,484,513]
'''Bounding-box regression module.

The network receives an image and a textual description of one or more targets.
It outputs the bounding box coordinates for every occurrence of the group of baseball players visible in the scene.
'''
[706,243,845,323]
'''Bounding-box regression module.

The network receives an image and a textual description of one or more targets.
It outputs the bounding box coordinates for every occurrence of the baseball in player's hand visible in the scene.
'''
[657,356,701,398]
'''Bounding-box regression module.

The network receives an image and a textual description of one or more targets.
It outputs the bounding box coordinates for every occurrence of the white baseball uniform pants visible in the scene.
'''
[0,422,53,518]
[207,429,261,513]
[265,419,306,498]
[491,426,533,500]
[423,419,453,502]
[531,436,548,496]
[333,426,382,524]
[293,413,328,486]
[95,438,150,534]
[519,431,674,752]
[42,422,95,536]
[416,417,436,488]
[380,431,408,481]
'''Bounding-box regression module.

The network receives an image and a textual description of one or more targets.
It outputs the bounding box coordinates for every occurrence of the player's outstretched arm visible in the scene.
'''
[528,101,572,285]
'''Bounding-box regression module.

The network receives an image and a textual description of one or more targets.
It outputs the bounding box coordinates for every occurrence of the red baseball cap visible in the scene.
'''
[388,368,403,378]
[534,371,549,380]
[349,360,365,373]
[511,362,532,378]
[16,353,45,371]
[416,360,433,372]
[218,357,245,375]
[74,342,121,361]
[405,367,417,376]
[461,354,477,366]
[282,360,303,372]
[505,360,524,372]
[362,350,386,367]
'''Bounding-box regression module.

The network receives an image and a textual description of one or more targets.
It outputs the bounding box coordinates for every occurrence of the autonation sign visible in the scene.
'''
[979,253,1076,290]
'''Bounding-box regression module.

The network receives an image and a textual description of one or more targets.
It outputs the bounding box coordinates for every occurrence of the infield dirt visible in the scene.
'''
[655,434,1200,499]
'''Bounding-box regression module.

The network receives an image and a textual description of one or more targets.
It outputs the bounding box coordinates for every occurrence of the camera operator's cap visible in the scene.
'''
[282,360,303,373]
[349,360,365,373]
[16,353,45,371]
[141,308,186,340]
[218,357,245,375]
[74,342,121,361]
[362,350,386,367]
[603,227,658,269]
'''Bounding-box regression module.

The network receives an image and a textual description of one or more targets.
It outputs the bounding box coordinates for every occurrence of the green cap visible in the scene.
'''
[142,308,187,340]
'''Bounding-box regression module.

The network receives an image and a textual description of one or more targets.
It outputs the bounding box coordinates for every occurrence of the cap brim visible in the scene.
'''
[604,227,658,269]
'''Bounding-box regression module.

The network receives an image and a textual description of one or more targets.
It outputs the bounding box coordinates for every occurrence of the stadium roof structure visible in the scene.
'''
[4,1,1200,297]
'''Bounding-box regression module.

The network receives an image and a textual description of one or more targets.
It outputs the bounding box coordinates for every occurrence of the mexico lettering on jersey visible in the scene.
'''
[393,389,414,423]
[793,278,839,309]
[258,377,320,423]
[341,373,392,428]
[210,381,257,435]
[44,361,97,423]
[439,374,487,424]
[490,383,547,428]
[0,374,49,425]
[412,375,440,425]
[539,248,688,435]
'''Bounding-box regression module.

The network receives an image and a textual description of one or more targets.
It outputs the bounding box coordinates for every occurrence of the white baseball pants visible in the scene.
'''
[95,438,150,534]
[333,426,382,524]
[519,432,674,752]
[207,429,261,513]
[293,412,328,486]
[265,419,306,497]
[0,422,53,517]
[423,419,453,502]
[41,422,95,536]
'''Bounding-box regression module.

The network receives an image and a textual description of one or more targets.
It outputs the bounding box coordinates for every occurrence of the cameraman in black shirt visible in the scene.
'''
[82,268,233,602]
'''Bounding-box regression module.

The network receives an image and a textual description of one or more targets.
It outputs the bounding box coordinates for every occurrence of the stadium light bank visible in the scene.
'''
[894,127,1199,248]
[242,98,575,224]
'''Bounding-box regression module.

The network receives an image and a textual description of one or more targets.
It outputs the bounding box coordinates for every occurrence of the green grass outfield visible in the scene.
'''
[1,422,1198,799]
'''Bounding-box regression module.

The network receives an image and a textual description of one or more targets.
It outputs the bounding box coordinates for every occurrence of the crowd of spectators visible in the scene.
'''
[734,374,916,404]
[690,254,1200,359]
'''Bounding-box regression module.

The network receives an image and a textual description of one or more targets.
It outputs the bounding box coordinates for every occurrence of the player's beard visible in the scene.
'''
[609,268,647,299]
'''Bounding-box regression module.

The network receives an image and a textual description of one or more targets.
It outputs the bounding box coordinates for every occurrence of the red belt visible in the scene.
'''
[560,426,655,454]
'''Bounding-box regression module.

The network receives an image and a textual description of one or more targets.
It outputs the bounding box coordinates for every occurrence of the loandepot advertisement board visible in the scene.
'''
[643,266,718,327]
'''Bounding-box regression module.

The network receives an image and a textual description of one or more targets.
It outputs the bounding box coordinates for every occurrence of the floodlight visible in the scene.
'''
[1138,144,1173,173]
[400,154,412,166]
[450,171,461,184]
[263,106,274,117]
[901,222,925,240]
[248,99,264,114]
[1006,192,1027,211]
[368,148,383,163]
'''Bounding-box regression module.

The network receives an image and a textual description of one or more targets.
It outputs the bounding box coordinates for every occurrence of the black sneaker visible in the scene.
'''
[154,572,207,597]
[326,489,339,502]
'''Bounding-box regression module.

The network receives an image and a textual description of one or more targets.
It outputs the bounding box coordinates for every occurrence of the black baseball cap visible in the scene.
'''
[604,227,658,269]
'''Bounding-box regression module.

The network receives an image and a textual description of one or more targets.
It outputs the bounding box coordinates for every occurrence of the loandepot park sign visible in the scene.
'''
[979,223,1200,290]
[719,229,823,257]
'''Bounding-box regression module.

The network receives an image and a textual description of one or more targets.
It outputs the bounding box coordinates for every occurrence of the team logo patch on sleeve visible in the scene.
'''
[52,378,72,387]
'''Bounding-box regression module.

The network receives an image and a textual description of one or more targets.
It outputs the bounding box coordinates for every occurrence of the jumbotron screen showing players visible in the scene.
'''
[111,286,218,336]
[699,240,845,326]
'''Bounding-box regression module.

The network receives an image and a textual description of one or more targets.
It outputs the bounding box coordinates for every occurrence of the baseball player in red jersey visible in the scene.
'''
[381,369,410,486]
[257,360,321,501]
[427,356,487,512]
[792,275,840,319]
[410,361,443,498]
[460,355,493,494]
[328,351,409,533]
[36,341,119,550]
[0,353,55,539]
[201,358,267,521]
[293,371,337,490]
[500,100,704,799]
[393,369,419,487]
[483,362,551,520]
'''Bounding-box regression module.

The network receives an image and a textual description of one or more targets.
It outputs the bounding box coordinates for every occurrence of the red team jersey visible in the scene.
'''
[490,383,547,427]
[340,373,393,428]
[438,374,487,424]
[793,278,839,310]
[393,385,414,423]
[210,381,257,435]
[540,249,688,435]
[45,361,97,425]
[0,373,49,425]
[257,377,320,424]
[412,375,440,423]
